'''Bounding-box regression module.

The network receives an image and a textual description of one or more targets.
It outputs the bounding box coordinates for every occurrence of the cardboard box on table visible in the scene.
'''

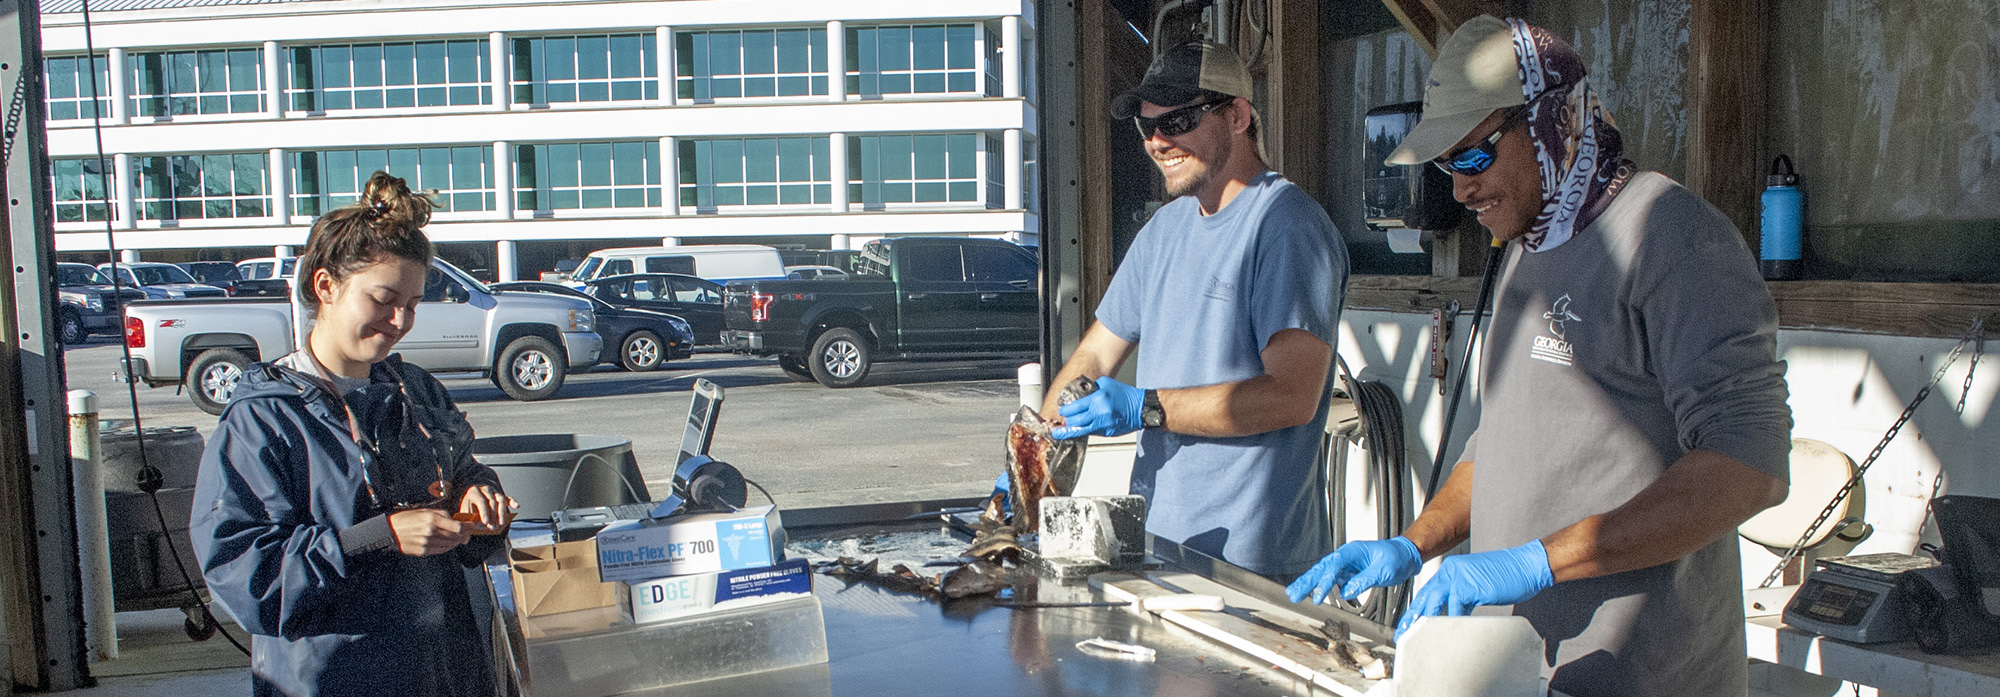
[509,539,616,617]
[617,558,814,624]
[594,505,785,583]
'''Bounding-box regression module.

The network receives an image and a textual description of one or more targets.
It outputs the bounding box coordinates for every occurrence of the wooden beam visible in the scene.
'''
[1686,0,1767,250]
[1078,0,1115,317]
[1378,0,1442,54]
[1265,0,1324,203]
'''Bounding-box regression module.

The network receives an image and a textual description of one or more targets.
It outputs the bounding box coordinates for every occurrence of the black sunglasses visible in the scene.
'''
[1133,97,1236,140]
[1434,107,1528,176]
[322,372,451,512]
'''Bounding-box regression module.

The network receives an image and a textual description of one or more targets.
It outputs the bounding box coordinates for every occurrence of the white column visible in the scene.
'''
[492,141,514,219]
[490,32,510,111]
[830,234,851,250]
[496,240,518,282]
[119,249,139,263]
[263,41,282,118]
[661,237,681,246]
[660,136,679,216]
[1003,128,1022,210]
[274,245,293,258]
[1001,15,1022,99]
[657,26,676,107]
[267,148,289,224]
[112,154,134,230]
[106,48,128,125]
[826,21,845,102]
[828,132,848,213]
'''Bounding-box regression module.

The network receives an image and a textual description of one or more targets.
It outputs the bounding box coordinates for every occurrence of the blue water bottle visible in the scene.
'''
[1760,155,1803,280]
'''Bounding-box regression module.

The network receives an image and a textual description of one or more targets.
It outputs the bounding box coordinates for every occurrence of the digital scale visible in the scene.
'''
[1784,553,1940,643]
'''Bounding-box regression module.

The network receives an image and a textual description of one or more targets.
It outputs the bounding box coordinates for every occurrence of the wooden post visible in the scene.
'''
[1076,0,1115,319]
[1686,0,1766,249]
[1265,0,1325,203]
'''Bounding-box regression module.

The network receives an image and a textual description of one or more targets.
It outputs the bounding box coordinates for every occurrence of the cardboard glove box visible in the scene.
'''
[510,540,617,617]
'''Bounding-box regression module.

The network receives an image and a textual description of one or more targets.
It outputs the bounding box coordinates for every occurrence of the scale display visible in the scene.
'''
[1784,553,1937,643]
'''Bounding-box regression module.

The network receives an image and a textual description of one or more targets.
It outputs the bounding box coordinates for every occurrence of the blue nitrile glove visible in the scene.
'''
[1286,537,1424,605]
[1050,376,1145,439]
[1395,540,1555,639]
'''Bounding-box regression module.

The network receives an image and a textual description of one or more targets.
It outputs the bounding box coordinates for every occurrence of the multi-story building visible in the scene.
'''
[39,0,1039,280]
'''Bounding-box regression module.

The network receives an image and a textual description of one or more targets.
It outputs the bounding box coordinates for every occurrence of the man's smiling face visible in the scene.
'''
[1448,109,1545,241]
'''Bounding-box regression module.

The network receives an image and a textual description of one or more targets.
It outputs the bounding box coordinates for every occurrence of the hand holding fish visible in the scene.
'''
[1051,377,1146,439]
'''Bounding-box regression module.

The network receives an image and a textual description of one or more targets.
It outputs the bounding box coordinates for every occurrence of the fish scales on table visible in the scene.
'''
[1005,377,1096,533]
[965,493,1023,563]
[812,556,1013,601]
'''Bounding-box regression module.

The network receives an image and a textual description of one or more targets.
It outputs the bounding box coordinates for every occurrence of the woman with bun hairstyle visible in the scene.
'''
[192,171,516,697]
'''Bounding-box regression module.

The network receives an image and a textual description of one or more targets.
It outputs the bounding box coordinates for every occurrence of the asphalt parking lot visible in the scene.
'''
[61,338,1025,509]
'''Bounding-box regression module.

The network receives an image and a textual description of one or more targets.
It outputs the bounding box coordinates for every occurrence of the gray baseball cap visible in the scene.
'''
[1386,15,1526,165]
[1111,41,1253,119]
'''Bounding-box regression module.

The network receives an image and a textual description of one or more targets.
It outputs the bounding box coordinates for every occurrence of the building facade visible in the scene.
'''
[40,0,1039,280]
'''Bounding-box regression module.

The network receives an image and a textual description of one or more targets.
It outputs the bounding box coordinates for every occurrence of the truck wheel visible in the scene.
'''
[495,336,565,401]
[776,355,815,382]
[187,348,252,415]
[619,330,666,372]
[58,308,88,346]
[809,328,871,388]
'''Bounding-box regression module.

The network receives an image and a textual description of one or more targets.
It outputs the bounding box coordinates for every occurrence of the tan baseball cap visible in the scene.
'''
[1111,41,1254,119]
[1386,15,1526,165]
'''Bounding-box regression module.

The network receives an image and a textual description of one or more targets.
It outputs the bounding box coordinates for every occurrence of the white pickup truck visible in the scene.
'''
[120,259,602,414]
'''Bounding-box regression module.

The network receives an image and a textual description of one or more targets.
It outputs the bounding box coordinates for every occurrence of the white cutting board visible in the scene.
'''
[1394,616,1545,697]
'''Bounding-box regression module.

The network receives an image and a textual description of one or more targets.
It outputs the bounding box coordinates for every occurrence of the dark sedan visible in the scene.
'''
[489,281,694,371]
[584,273,726,345]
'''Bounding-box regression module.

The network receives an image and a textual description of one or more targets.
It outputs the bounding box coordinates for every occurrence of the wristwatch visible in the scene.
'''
[1141,389,1166,429]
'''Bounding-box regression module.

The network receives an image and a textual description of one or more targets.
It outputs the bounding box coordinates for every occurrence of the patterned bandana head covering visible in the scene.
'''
[1507,18,1635,253]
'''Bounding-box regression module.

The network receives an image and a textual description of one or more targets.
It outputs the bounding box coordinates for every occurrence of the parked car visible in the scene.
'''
[490,281,695,371]
[583,273,727,345]
[177,261,243,296]
[232,256,296,298]
[54,262,148,345]
[119,259,602,414]
[564,245,786,286]
[722,237,1038,387]
[97,262,228,299]
[785,265,850,281]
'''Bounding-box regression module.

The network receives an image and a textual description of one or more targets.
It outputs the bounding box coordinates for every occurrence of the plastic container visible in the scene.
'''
[519,595,829,697]
[471,434,646,519]
[99,426,202,493]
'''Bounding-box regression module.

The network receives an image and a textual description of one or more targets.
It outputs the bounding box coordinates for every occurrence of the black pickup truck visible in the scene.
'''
[722,237,1038,387]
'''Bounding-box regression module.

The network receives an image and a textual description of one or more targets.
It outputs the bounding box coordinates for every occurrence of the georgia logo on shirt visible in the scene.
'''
[1531,294,1581,366]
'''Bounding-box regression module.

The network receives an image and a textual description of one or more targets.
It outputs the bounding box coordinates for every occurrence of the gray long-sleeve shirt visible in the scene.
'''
[1466,171,1792,696]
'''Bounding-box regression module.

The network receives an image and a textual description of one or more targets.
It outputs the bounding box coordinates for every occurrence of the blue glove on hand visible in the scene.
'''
[1287,537,1423,605]
[1396,540,1555,639]
[1050,376,1145,439]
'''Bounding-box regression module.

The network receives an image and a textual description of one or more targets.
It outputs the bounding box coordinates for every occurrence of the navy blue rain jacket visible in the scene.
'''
[192,354,505,697]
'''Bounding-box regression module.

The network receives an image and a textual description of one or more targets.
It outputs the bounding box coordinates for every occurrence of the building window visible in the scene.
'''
[1023,135,1039,213]
[985,134,1004,208]
[513,34,657,105]
[676,28,827,102]
[846,24,980,98]
[287,40,490,112]
[515,141,660,212]
[984,25,1003,97]
[45,55,109,121]
[51,158,114,222]
[134,153,268,220]
[292,146,494,217]
[678,137,830,209]
[847,133,981,208]
[131,48,264,117]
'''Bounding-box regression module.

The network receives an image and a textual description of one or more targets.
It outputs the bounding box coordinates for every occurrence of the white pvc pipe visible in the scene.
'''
[68,390,115,661]
[1017,362,1044,410]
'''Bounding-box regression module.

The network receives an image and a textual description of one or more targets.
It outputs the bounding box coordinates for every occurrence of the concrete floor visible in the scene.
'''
[65,608,249,695]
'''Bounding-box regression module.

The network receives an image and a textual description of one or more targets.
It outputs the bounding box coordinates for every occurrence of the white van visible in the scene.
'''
[566,245,786,285]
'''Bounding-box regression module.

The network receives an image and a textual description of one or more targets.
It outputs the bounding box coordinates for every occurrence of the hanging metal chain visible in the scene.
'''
[1758,315,1988,589]
[2,68,27,169]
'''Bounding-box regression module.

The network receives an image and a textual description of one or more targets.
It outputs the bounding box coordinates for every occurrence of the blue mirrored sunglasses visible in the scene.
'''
[1434,108,1528,176]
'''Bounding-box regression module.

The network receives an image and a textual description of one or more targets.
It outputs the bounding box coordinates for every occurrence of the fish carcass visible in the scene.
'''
[1005,377,1096,532]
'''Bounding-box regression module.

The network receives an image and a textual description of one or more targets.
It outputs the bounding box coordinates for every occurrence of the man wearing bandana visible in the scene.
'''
[1287,16,1791,695]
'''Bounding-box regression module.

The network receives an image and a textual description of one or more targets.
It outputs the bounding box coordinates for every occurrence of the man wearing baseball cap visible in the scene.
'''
[1287,16,1791,695]
[1038,41,1348,579]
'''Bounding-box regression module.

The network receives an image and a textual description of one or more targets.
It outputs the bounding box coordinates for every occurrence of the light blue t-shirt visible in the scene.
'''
[1095,171,1348,576]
